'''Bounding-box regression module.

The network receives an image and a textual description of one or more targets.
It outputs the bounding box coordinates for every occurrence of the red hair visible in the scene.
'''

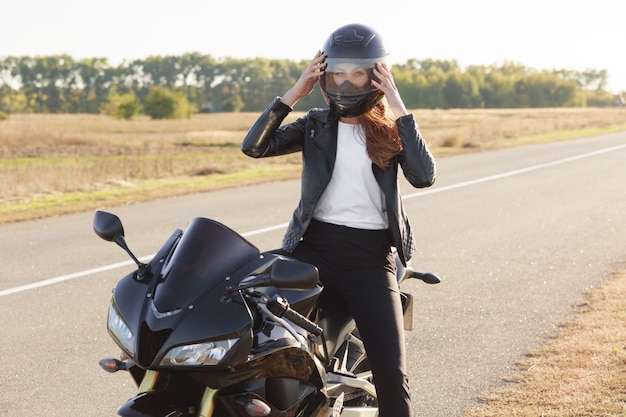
[356,101,402,169]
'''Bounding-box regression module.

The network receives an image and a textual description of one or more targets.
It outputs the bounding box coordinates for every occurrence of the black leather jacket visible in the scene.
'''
[241,97,436,266]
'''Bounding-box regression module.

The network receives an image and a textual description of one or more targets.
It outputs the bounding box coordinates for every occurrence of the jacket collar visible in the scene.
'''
[308,107,337,128]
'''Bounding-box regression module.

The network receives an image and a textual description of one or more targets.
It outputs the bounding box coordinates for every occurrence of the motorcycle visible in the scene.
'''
[94,210,440,417]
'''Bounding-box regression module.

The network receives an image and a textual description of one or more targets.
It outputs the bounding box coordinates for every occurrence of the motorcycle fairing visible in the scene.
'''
[154,217,260,313]
[218,387,329,417]
[119,382,329,417]
[110,217,324,370]
[188,344,326,390]
[103,213,333,416]
[110,218,261,368]
[117,391,180,417]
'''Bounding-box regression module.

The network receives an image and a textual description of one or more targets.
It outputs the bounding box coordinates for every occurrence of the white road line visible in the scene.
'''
[1,143,624,298]
[403,143,626,199]
[0,260,137,297]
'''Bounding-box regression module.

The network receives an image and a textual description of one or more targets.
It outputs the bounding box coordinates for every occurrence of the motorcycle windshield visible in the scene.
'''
[154,217,260,312]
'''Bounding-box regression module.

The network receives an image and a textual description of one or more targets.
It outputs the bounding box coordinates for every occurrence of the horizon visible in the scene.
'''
[2,0,624,93]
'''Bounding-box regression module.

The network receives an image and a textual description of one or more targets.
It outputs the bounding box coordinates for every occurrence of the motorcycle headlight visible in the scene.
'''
[159,338,239,367]
[107,303,134,355]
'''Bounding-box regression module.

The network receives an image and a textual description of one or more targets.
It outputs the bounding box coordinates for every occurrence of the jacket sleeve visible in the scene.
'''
[396,114,436,188]
[241,97,308,158]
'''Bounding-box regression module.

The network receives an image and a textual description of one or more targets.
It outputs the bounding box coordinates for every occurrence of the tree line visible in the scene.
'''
[0,53,620,117]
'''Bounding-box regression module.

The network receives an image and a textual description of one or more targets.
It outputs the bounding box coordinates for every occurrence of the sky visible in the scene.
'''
[2,0,624,93]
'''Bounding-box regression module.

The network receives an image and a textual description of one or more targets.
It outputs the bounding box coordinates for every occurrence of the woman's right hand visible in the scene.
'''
[280,51,326,108]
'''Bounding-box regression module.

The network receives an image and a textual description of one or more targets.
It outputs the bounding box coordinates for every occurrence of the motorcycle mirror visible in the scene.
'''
[270,259,319,290]
[93,210,151,280]
[93,210,125,242]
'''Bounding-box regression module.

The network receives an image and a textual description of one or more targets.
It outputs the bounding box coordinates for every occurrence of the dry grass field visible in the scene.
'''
[462,269,626,417]
[1,107,625,224]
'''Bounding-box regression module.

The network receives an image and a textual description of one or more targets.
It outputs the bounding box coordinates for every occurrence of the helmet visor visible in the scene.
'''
[322,57,387,98]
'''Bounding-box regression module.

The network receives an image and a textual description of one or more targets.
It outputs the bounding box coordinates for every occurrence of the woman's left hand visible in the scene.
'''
[372,63,409,118]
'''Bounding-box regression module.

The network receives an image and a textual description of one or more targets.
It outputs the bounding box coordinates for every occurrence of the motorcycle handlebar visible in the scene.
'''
[268,294,323,337]
[283,307,323,337]
[410,271,441,284]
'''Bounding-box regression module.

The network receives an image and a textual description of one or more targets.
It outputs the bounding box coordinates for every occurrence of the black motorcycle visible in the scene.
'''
[94,210,440,417]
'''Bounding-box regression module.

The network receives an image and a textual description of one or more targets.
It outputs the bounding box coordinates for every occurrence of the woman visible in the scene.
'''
[241,23,436,417]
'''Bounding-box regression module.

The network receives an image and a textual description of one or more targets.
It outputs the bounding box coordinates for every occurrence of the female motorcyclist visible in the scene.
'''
[241,23,436,417]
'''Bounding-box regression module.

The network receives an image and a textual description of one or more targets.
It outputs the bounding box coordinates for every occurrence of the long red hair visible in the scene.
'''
[356,101,403,169]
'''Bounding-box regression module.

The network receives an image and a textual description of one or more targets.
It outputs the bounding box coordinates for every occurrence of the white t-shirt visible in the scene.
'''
[312,122,388,230]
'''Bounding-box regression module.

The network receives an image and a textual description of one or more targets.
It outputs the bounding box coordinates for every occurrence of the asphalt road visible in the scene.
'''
[1,131,625,416]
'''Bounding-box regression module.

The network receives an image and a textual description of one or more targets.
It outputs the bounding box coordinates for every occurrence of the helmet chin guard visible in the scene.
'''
[320,24,389,117]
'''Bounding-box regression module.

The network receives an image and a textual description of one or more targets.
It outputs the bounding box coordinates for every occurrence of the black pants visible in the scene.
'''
[286,219,412,417]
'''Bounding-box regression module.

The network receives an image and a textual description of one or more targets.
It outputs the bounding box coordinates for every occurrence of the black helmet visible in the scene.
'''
[320,23,389,117]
